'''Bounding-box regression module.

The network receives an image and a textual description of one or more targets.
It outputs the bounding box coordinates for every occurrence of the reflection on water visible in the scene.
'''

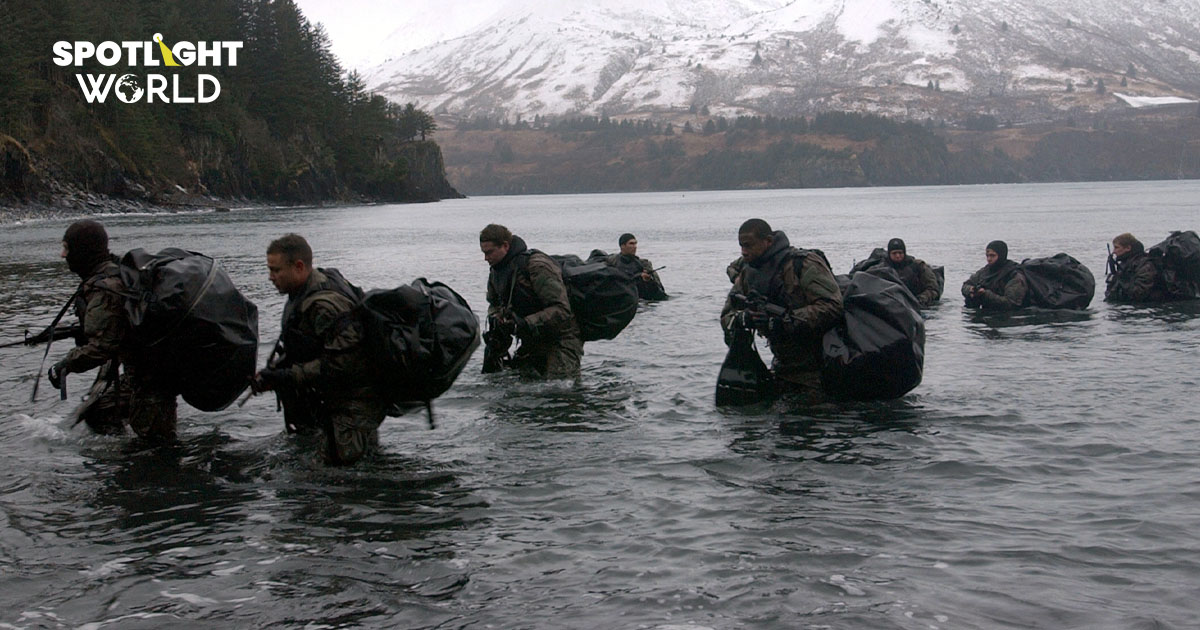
[2,183,1200,628]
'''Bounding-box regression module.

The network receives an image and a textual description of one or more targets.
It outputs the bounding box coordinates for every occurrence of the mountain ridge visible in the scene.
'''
[365,0,1200,123]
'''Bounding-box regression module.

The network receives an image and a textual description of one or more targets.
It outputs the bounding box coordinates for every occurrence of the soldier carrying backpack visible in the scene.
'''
[46,220,179,439]
[480,224,583,380]
[252,234,386,465]
[1105,233,1166,303]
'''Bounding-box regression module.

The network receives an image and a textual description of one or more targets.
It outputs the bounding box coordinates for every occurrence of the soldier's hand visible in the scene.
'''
[737,310,769,331]
[252,368,288,393]
[47,361,68,390]
[512,316,532,339]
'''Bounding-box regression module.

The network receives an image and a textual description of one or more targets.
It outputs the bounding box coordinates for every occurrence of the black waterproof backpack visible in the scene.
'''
[359,278,481,417]
[118,248,258,411]
[1019,253,1095,310]
[821,270,925,401]
[526,252,639,342]
[849,248,888,275]
[1147,230,1200,300]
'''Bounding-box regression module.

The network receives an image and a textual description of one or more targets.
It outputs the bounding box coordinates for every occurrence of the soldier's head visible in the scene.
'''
[267,233,313,295]
[985,240,1008,266]
[61,219,110,278]
[738,218,774,264]
[1112,233,1141,258]
[887,237,907,264]
[479,223,513,267]
[619,233,637,256]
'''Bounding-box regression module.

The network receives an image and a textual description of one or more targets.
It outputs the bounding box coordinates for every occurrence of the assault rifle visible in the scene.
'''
[1106,243,1117,280]
[729,291,789,332]
[0,323,82,349]
[481,315,513,374]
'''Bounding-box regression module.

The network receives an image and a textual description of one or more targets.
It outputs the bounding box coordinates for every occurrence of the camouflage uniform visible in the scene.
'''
[487,237,583,379]
[276,269,385,465]
[962,261,1028,310]
[605,253,667,300]
[1105,247,1164,303]
[887,256,941,306]
[720,231,843,397]
[59,258,178,439]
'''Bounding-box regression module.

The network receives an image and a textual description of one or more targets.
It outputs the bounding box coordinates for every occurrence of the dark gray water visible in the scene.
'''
[2,181,1199,629]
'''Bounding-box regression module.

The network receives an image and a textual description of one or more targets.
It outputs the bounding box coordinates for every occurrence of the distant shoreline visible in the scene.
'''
[0,196,401,226]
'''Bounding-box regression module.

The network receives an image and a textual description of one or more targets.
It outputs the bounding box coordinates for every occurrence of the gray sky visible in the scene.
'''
[293,0,498,70]
[293,0,404,69]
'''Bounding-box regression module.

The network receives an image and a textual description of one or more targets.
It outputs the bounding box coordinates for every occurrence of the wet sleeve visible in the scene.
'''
[720,275,745,332]
[1129,260,1157,301]
[286,299,361,387]
[521,257,573,336]
[981,273,1028,310]
[60,288,126,374]
[962,270,981,301]
[486,274,501,319]
[916,261,940,305]
[789,256,843,335]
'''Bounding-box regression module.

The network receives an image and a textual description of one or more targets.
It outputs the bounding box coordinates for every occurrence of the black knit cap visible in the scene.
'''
[63,219,110,277]
[887,238,906,254]
[619,233,636,246]
[986,240,1008,263]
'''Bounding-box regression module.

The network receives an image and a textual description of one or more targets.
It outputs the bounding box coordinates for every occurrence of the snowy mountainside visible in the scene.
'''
[365,0,1200,121]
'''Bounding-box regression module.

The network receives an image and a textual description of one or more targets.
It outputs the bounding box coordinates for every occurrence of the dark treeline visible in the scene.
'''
[448,110,1200,195]
[0,0,458,205]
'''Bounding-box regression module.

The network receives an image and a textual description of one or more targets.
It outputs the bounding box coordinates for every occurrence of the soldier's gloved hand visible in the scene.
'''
[252,368,289,393]
[512,316,532,339]
[760,315,788,335]
[47,361,68,390]
[737,310,769,331]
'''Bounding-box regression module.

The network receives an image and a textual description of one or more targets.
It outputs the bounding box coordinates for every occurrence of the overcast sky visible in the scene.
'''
[293,0,498,70]
[292,0,403,68]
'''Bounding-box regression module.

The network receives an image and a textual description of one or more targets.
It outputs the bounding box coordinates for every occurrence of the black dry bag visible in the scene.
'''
[848,248,888,275]
[1147,230,1200,300]
[540,253,639,342]
[821,271,925,401]
[1019,253,1095,310]
[360,278,480,416]
[119,248,259,411]
[715,326,774,406]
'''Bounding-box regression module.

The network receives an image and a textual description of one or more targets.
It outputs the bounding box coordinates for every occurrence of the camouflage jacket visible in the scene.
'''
[59,258,130,375]
[1105,250,1162,303]
[888,256,941,306]
[720,232,843,374]
[605,253,666,299]
[487,250,581,345]
[962,261,1028,310]
[278,269,376,401]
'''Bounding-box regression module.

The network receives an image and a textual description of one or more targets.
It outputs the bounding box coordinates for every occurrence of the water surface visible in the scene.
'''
[2,181,1199,629]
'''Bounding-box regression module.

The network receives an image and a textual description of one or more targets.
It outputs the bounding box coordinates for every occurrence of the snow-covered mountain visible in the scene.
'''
[365,0,1200,121]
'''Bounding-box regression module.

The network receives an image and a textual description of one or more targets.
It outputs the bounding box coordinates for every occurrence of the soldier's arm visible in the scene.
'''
[1129,259,1157,301]
[720,276,744,332]
[789,256,843,334]
[521,257,573,335]
[962,270,980,300]
[486,276,502,318]
[285,299,360,387]
[981,273,1027,310]
[916,261,940,305]
[59,288,126,374]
